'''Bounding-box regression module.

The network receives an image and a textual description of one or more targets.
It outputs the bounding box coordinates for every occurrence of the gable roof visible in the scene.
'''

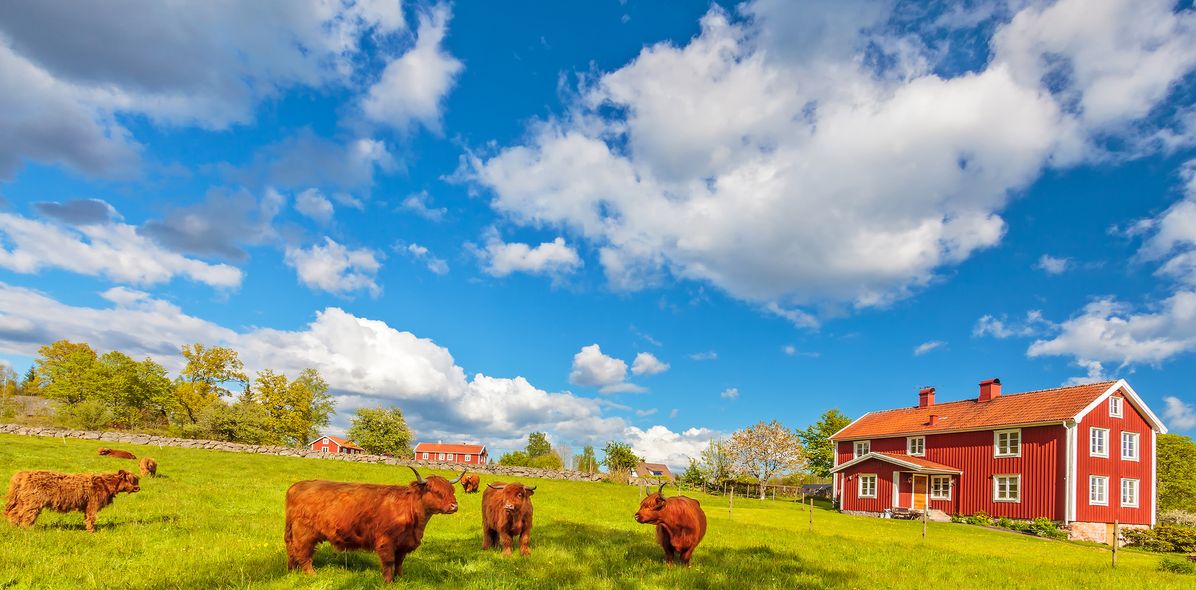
[414,442,486,454]
[636,462,673,475]
[831,380,1163,440]
[829,452,962,474]
[309,435,363,451]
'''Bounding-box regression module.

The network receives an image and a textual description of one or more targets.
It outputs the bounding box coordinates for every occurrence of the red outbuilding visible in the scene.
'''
[308,435,365,455]
[830,379,1166,543]
[414,442,489,465]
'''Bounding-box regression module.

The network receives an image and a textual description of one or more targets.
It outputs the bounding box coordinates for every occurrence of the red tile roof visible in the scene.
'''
[830,451,962,474]
[414,442,486,454]
[832,381,1117,440]
[326,436,362,450]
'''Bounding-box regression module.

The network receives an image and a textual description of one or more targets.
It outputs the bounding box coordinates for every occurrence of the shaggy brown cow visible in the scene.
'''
[285,467,463,583]
[97,447,137,460]
[4,469,140,533]
[460,473,480,493]
[481,481,535,556]
[634,482,707,566]
[139,457,157,477]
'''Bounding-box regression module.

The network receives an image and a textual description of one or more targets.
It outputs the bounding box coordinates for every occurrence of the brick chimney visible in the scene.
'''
[979,378,1002,402]
[918,386,936,408]
[928,414,939,426]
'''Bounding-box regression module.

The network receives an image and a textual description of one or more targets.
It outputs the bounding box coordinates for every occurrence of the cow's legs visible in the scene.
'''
[679,544,696,566]
[377,543,396,584]
[394,550,408,578]
[499,529,514,556]
[287,532,318,575]
[656,526,675,566]
[482,526,494,550]
[84,499,100,532]
[518,527,532,556]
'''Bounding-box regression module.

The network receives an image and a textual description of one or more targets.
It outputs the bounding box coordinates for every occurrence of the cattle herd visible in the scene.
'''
[4,448,708,584]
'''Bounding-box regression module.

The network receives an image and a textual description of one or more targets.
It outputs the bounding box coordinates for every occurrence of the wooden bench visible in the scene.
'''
[891,507,923,520]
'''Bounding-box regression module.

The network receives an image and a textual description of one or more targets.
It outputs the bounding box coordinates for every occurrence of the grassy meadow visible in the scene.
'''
[0,433,1190,589]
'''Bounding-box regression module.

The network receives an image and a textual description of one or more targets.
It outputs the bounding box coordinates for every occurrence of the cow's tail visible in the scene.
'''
[4,474,22,516]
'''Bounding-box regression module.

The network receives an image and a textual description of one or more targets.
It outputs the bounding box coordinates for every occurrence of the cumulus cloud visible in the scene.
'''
[476,231,582,278]
[1164,396,1196,430]
[468,0,1196,321]
[973,311,1051,339]
[361,3,463,133]
[567,344,649,394]
[403,243,449,275]
[1036,254,1070,274]
[1064,360,1112,386]
[295,189,334,224]
[624,425,724,470]
[400,191,447,221]
[913,340,946,356]
[0,211,242,288]
[1027,292,1196,366]
[720,387,739,400]
[248,132,398,196]
[33,199,117,225]
[139,188,283,261]
[285,238,382,297]
[1138,161,1196,286]
[630,352,669,376]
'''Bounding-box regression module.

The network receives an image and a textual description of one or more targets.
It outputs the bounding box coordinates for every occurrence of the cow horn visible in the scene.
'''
[449,470,466,484]
[408,466,426,484]
[487,483,506,490]
[525,485,536,491]
[657,482,666,496]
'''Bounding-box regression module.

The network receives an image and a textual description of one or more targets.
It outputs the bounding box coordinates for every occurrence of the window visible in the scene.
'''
[994,430,1021,457]
[1090,476,1109,505]
[907,436,926,457]
[465,454,472,463]
[1121,479,1139,508]
[854,441,871,458]
[421,452,428,460]
[1090,427,1109,458]
[858,474,877,498]
[1109,397,1123,418]
[930,476,951,500]
[438,453,445,460]
[994,475,1020,502]
[1121,432,1139,461]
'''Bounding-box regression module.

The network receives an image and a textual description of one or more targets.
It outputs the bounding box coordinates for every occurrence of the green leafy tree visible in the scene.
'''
[195,400,273,444]
[799,409,853,477]
[176,343,248,424]
[35,340,102,405]
[249,368,334,446]
[346,407,414,456]
[699,438,733,484]
[680,459,706,487]
[527,431,552,458]
[602,441,642,473]
[1159,433,1196,512]
[528,452,564,470]
[499,450,532,466]
[575,445,599,473]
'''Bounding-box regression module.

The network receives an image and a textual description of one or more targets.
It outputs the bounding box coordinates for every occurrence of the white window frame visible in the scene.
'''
[930,475,951,500]
[421,452,428,460]
[907,436,926,457]
[854,440,870,459]
[993,474,1021,503]
[1121,431,1139,461]
[465,454,472,463]
[994,429,1021,458]
[858,474,877,498]
[1090,475,1109,506]
[1090,427,1109,458]
[438,453,446,461]
[1121,478,1139,508]
[1109,397,1123,418]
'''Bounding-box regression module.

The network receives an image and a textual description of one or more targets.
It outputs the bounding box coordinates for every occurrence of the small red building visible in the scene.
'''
[413,442,488,465]
[308,435,364,455]
[830,379,1166,543]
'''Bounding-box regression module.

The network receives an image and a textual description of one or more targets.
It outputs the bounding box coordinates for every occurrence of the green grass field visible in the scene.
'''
[0,433,1190,589]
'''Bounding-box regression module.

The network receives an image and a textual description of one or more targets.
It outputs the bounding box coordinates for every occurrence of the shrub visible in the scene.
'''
[1028,517,1068,540]
[965,511,993,527]
[67,399,114,430]
[997,517,1014,529]
[1159,556,1196,575]
[1160,510,1196,528]
[1124,525,1196,553]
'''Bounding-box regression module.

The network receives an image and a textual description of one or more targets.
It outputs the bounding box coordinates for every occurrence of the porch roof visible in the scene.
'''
[829,451,962,475]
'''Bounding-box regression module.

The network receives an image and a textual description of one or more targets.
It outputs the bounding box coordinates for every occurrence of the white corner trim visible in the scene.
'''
[1151,429,1158,528]
[1066,421,1077,523]
[1074,380,1168,434]
[893,472,900,507]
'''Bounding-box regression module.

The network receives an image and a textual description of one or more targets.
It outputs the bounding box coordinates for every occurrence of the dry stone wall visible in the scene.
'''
[0,424,605,482]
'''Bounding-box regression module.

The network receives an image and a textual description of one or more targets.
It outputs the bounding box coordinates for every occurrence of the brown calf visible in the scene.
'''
[285,467,463,583]
[4,469,140,533]
[139,457,157,477]
[460,473,480,493]
[481,481,535,556]
[634,483,707,566]
[97,447,137,460]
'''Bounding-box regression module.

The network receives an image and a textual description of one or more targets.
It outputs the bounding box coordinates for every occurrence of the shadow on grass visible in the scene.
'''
[37,513,179,531]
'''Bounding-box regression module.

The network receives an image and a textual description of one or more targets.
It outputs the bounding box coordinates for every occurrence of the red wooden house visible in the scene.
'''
[309,435,364,455]
[830,379,1166,543]
[414,442,488,465]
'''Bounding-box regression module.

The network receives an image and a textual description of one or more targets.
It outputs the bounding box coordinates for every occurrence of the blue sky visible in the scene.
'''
[2,0,1196,466]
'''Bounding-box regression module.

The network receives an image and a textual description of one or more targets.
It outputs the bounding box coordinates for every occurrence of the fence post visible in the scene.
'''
[808,497,813,532]
[729,487,734,516]
[922,507,928,538]
[1112,520,1119,569]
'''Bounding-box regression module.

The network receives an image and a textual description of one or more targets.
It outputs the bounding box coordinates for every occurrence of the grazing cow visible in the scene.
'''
[460,473,480,493]
[634,482,707,566]
[4,469,140,533]
[139,457,157,478]
[285,467,463,583]
[481,481,536,556]
[97,448,137,460]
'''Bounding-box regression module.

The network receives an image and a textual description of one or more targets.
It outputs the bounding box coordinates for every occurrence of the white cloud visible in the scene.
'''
[568,344,648,394]
[1064,360,1112,386]
[404,243,449,275]
[477,231,582,278]
[1138,161,1196,286]
[913,340,946,356]
[285,238,382,297]
[400,191,447,221]
[624,425,724,470]
[1036,254,1070,274]
[138,187,283,261]
[688,351,717,361]
[634,408,658,418]
[780,344,820,358]
[669,408,679,419]
[361,4,462,133]
[973,311,1051,339]
[630,352,669,376]
[1163,396,1196,430]
[0,212,242,288]
[295,189,334,224]
[469,0,1196,321]
[1027,292,1196,366]
[720,387,739,400]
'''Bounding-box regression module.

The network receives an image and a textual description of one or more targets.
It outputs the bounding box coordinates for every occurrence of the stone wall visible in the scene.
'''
[0,424,606,482]
[1066,521,1149,545]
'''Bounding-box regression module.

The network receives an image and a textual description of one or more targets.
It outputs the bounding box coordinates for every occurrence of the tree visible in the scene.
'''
[176,344,248,423]
[196,399,273,444]
[21,365,40,396]
[527,431,552,458]
[576,445,599,473]
[554,443,574,471]
[1159,433,1196,512]
[0,365,18,419]
[347,407,414,456]
[249,368,334,446]
[799,409,853,477]
[602,441,642,483]
[35,340,102,405]
[499,450,531,466]
[699,438,733,484]
[680,459,705,488]
[727,420,806,499]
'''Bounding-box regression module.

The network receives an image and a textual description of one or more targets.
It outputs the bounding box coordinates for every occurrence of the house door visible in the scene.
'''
[912,475,928,510]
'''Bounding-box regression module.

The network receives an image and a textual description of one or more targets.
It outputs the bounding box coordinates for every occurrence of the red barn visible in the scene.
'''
[308,435,364,455]
[830,379,1166,544]
[414,442,488,465]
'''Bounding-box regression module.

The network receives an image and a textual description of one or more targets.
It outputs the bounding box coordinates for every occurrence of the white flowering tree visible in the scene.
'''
[727,420,806,499]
